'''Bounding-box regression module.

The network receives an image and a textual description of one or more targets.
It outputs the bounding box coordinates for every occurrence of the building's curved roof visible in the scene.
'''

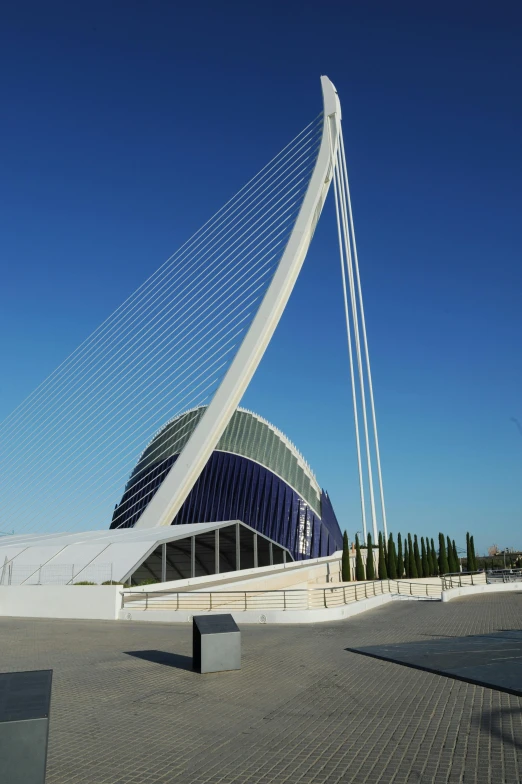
[129,406,322,515]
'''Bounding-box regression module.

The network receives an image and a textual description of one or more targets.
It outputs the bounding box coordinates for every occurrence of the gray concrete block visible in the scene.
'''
[0,670,52,784]
[193,614,241,673]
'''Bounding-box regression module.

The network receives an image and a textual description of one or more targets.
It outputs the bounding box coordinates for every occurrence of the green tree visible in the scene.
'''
[431,538,439,576]
[397,533,404,578]
[342,531,351,582]
[378,532,388,580]
[408,533,418,578]
[414,535,422,577]
[421,537,429,578]
[383,535,389,572]
[366,533,375,580]
[470,536,477,571]
[404,537,410,578]
[355,534,365,581]
[446,535,454,572]
[426,538,433,575]
[388,533,398,579]
[438,532,449,574]
[452,540,459,573]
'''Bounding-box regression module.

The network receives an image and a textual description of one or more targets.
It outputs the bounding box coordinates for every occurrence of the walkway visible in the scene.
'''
[1,592,521,783]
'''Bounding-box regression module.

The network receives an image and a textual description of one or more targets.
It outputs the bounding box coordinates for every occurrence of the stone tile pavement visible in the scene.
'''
[1,593,522,783]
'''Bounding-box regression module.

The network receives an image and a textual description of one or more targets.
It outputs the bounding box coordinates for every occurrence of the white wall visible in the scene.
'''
[119,591,395,625]
[0,586,121,620]
[442,582,522,602]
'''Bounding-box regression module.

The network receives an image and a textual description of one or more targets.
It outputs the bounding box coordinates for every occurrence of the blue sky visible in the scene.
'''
[1,1,521,553]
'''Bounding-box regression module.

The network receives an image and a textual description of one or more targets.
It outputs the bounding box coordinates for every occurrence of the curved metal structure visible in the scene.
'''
[110,406,343,560]
[135,76,342,529]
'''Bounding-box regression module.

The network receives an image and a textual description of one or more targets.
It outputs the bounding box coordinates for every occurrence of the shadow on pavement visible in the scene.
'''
[346,630,522,698]
[478,707,522,751]
[125,650,193,671]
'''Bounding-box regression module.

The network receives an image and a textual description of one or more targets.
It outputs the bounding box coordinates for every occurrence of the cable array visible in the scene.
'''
[0,114,323,536]
[330,125,388,542]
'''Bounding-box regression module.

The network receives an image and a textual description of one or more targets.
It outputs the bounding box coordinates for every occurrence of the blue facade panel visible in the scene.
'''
[111,451,343,562]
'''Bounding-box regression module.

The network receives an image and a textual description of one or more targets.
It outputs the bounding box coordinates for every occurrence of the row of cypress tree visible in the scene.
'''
[341,530,477,581]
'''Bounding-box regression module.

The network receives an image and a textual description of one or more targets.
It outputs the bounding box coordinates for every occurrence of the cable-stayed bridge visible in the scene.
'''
[0,76,387,560]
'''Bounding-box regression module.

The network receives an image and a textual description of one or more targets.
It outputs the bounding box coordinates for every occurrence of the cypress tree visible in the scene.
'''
[470,536,477,571]
[466,532,472,571]
[388,533,397,579]
[355,534,365,581]
[408,534,418,578]
[430,539,439,577]
[421,537,429,577]
[438,532,449,574]
[447,535,456,572]
[378,532,388,579]
[426,538,433,575]
[342,531,351,582]
[446,535,453,572]
[383,535,389,573]
[414,535,422,577]
[404,537,410,578]
[431,538,439,576]
[397,533,404,578]
[366,533,375,580]
[452,540,459,573]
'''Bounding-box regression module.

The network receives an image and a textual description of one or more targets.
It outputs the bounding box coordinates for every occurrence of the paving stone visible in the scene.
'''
[1,593,522,782]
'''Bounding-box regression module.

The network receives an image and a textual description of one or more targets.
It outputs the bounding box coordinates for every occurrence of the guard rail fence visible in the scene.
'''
[121,578,442,612]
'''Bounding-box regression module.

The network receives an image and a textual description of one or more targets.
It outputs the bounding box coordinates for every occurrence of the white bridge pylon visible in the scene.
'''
[135,76,387,541]
[0,76,386,543]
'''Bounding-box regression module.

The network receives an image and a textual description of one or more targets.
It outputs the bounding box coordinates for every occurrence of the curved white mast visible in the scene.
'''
[135,76,342,529]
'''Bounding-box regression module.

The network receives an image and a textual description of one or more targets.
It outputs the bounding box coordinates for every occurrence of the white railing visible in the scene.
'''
[441,572,487,590]
[121,579,442,612]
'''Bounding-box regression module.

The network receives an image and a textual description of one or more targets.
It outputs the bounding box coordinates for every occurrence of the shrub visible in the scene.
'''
[74,581,96,585]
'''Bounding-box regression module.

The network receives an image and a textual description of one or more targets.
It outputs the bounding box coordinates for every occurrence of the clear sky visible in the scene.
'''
[1,0,521,553]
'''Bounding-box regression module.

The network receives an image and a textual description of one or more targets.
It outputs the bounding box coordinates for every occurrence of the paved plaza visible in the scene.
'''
[1,593,522,784]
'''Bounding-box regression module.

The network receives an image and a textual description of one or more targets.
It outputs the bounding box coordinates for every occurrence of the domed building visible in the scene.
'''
[111,406,343,562]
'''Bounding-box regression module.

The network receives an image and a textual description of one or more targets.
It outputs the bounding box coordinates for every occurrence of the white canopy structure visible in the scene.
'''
[0,521,291,586]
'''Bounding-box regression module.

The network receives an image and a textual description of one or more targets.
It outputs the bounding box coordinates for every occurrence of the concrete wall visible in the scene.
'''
[119,591,395,625]
[125,552,344,594]
[0,586,121,620]
[442,582,522,602]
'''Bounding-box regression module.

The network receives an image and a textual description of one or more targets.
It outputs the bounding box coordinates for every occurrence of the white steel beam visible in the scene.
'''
[135,76,342,529]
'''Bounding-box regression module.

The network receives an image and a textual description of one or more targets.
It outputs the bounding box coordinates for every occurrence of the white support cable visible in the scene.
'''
[335,146,378,542]
[1,224,287,478]
[2,295,258,533]
[0,131,320,486]
[0,203,297,488]
[0,116,323,437]
[0,171,308,474]
[6,179,312,532]
[10,355,231,537]
[328,127,367,539]
[3,271,265,511]
[339,128,388,538]
[0,158,314,466]
[22,389,213,537]
[1,81,348,542]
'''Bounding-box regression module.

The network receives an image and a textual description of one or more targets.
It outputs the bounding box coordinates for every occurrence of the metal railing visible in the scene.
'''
[441,572,487,590]
[121,579,442,612]
[486,569,522,584]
